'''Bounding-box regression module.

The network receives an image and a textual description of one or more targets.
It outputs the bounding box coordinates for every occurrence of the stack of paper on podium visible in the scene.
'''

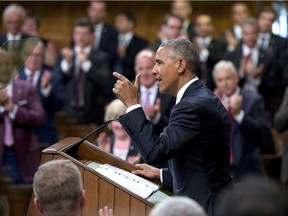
[90,163,160,199]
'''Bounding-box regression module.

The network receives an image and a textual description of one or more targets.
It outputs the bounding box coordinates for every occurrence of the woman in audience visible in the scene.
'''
[95,99,142,165]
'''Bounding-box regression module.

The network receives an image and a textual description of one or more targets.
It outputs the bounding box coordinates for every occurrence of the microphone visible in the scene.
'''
[75,118,119,145]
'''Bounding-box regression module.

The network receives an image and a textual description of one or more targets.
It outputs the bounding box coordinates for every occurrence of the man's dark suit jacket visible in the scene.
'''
[0,80,45,182]
[18,68,64,145]
[119,35,148,81]
[197,38,226,91]
[120,80,232,216]
[98,23,118,69]
[225,45,283,115]
[152,90,175,135]
[58,49,111,125]
[231,91,267,179]
[0,32,31,47]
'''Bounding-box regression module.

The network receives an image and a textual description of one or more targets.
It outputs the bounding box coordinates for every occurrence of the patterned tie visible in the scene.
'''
[3,112,14,146]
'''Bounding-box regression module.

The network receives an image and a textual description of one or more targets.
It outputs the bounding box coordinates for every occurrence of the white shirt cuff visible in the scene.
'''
[160,168,163,183]
[234,110,245,124]
[81,60,92,73]
[60,59,71,74]
[41,84,52,97]
[9,105,18,120]
[126,104,141,113]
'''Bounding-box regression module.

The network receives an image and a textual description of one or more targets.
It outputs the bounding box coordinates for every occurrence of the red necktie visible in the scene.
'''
[227,105,234,165]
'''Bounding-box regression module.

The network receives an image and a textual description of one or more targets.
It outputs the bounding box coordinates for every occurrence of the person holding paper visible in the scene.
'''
[112,38,232,216]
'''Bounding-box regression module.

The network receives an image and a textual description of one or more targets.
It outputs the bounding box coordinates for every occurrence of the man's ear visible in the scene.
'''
[80,189,86,207]
[34,197,44,213]
[177,59,187,74]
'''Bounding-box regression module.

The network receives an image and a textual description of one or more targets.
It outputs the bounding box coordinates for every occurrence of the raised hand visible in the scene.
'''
[112,72,141,107]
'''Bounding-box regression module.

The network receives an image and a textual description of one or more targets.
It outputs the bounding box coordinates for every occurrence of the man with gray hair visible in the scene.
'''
[149,196,207,216]
[112,38,232,216]
[0,3,31,49]
[213,60,268,180]
[33,160,85,216]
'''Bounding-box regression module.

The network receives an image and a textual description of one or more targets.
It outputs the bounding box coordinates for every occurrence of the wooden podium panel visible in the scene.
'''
[27,137,170,216]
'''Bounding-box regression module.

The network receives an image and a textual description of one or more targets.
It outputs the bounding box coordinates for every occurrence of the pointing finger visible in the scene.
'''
[113,72,129,82]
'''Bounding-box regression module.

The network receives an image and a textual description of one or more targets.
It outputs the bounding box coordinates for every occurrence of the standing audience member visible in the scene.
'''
[33,160,85,216]
[225,18,281,122]
[274,86,288,185]
[135,49,175,135]
[0,4,31,48]
[257,7,287,60]
[19,41,64,147]
[114,11,148,81]
[171,0,194,40]
[0,49,45,185]
[113,38,232,216]
[149,196,207,216]
[96,99,142,165]
[58,18,110,125]
[219,2,251,52]
[213,60,267,180]
[216,176,288,216]
[193,14,226,90]
[148,13,183,51]
[22,10,59,70]
[87,0,118,69]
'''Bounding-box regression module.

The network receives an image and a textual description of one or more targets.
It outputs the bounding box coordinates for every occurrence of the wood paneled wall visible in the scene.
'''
[0,1,272,49]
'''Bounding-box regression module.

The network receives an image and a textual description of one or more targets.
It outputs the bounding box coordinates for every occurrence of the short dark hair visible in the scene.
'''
[216,176,288,216]
[160,38,199,73]
[117,11,137,26]
[74,17,94,33]
[258,7,277,20]
[161,13,183,26]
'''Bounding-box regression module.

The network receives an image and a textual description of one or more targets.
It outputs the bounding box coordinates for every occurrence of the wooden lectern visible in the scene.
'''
[27,137,171,216]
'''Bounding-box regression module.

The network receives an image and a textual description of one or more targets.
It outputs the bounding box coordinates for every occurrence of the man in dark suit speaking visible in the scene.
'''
[112,38,232,216]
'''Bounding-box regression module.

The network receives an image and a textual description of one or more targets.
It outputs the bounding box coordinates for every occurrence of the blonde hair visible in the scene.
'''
[104,99,127,122]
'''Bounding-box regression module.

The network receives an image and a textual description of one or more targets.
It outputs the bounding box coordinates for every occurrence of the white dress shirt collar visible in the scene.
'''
[7,32,22,41]
[24,67,41,86]
[176,77,199,104]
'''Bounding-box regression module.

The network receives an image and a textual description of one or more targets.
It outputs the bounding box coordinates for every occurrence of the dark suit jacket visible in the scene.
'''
[58,49,111,125]
[225,45,282,113]
[0,80,45,182]
[197,38,226,91]
[119,35,148,81]
[152,90,175,135]
[120,80,232,216]
[98,23,118,69]
[274,86,288,182]
[147,40,162,52]
[231,91,267,179]
[0,32,31,47]
[18,68,64,144]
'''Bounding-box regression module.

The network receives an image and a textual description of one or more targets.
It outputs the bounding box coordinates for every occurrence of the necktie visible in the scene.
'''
[227,104,234,165]
[260,36,265,50]
[74,66,84,109]
[143,89,150,108]
[28,73,34,84]
[3,112,14,146]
